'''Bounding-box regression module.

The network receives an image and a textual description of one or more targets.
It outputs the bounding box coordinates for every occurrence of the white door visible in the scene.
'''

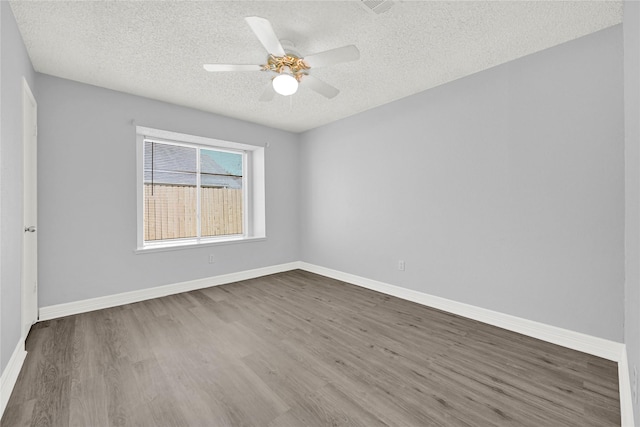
[22,78,38,339]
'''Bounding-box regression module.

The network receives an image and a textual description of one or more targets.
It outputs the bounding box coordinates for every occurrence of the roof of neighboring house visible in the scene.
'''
[143,141,242,189]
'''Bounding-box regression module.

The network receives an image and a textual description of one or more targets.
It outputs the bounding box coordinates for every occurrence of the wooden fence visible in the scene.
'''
[144,184,243,241]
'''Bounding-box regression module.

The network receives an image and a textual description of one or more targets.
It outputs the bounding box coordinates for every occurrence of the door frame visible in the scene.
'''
[21,77,38,339]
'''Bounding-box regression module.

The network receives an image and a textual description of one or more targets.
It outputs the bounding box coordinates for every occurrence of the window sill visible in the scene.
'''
[135,236,266,254]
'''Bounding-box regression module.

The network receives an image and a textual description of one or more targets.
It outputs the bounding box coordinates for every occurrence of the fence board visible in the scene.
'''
[144,184,242,241]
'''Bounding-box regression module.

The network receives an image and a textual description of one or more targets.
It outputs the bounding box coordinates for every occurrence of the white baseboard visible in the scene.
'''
[298,262,625,362]
[619,349,636,427]
[1,339,27,419]
[298,262,634,424]
[40,260,626,361]
[39,262,300,321]
[34,260,632,424]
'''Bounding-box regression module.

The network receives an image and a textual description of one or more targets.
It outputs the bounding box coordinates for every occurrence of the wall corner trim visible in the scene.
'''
[1,339,27,419]
[38,262,301,321]
[619,349,636,427]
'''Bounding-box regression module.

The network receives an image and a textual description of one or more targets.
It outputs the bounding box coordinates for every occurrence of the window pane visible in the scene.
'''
[200,149,243,237]
[144,141,198,241]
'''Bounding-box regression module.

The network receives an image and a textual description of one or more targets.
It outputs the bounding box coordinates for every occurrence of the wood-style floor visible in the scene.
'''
[2,270,620,426]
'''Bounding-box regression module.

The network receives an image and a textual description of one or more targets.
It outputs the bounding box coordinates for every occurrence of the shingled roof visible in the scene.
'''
[143,141,242,189]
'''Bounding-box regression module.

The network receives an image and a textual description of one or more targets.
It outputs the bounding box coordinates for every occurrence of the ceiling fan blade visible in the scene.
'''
[303,45,360,68]
[301,75,340,99]
[259,83,276,102]
[203,64,263,72]
[245,17,286,57]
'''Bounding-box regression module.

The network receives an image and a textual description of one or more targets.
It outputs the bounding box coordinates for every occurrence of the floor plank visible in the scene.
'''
[2,270,621,426]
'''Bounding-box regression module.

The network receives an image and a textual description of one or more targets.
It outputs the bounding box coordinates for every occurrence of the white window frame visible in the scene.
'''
[135,126,266,252]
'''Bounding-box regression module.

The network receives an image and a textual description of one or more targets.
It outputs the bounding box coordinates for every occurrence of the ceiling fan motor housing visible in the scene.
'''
[268,40,309,81]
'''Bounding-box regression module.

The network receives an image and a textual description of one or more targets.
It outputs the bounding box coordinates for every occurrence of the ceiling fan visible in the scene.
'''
[203,17,360,101]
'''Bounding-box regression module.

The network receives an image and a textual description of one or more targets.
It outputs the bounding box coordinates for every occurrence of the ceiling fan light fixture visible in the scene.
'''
[203,17,358,101]
[272,73,298,96]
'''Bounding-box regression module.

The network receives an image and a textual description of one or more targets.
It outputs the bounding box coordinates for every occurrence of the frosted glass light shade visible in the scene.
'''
[272,74,298,96]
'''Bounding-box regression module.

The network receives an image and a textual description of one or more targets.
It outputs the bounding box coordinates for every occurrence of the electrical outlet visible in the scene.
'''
[208,254,215,264]
[398,260,405,271]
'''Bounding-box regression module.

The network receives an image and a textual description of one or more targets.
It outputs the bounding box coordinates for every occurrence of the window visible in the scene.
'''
[136,127,265,251]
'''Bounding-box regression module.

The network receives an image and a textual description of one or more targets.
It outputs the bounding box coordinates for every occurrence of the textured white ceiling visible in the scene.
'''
[10,1,622,133]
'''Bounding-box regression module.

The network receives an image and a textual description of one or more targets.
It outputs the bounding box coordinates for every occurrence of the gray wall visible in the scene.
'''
[35,74,299,307]
[300,25,625,342]
[624,0,640,420]
[0,2,36,374]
